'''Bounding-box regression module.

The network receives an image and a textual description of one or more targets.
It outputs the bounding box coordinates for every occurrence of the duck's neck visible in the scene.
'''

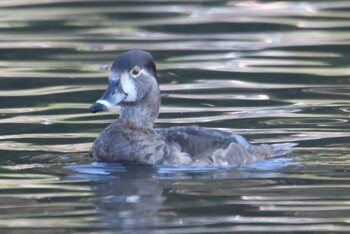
[119,87,160,129]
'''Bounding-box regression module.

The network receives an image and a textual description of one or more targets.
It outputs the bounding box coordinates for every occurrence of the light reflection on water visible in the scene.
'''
[0,0,350,233]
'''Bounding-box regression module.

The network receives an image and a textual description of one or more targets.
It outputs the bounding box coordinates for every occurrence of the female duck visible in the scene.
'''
[89,50,296,166]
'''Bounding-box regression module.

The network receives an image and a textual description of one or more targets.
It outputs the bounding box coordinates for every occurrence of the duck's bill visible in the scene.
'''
[89,79,126,113]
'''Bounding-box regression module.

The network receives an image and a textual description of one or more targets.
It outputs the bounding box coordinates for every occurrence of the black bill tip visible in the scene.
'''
[89,102,108,113]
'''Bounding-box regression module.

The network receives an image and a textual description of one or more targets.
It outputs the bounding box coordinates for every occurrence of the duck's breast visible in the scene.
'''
[90,120,167,164]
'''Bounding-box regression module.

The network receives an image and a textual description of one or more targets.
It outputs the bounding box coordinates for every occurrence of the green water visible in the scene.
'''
[0,0,350,233]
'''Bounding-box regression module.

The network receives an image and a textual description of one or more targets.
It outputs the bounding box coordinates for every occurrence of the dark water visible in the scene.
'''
[0,0,350,233]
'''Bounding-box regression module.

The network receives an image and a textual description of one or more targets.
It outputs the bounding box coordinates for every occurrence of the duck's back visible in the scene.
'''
[156,126,249,159]
[156,126,296,166]
[90,122,296,166]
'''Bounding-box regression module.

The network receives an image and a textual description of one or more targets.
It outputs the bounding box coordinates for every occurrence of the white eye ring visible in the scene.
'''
[131,67,140,77]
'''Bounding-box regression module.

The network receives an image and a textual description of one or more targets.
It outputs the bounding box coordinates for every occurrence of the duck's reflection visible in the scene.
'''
[69,163,165,229]
[67,159,297,230]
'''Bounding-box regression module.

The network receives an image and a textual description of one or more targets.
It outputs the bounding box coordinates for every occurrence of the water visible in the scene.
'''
[0,0,350,233]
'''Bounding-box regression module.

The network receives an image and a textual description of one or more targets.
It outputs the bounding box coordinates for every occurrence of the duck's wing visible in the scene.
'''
[156,126,297,166]
[155,125,251,160]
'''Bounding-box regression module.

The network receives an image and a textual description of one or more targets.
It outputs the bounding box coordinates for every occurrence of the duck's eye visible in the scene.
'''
[131,67,140,76]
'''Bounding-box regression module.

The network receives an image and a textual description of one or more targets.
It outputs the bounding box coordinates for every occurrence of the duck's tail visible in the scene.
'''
[271,142,298,157]
[209,142,297,166]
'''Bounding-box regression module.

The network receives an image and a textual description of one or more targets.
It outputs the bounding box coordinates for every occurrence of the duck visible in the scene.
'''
[89,50,296,166]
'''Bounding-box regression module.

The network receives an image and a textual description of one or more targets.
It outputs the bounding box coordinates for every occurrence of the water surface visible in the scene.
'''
[0,0,350,233]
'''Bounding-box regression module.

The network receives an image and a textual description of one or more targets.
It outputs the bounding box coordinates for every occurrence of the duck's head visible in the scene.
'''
[90,50,160,128]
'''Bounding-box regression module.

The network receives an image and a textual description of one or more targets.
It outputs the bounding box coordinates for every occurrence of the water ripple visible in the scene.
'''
[0,0,350,233]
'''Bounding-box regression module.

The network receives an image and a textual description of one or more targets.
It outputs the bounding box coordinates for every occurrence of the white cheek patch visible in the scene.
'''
[120,72,137,102]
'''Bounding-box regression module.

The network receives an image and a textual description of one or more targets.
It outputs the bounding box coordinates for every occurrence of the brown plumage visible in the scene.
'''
[89,50,296,166]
